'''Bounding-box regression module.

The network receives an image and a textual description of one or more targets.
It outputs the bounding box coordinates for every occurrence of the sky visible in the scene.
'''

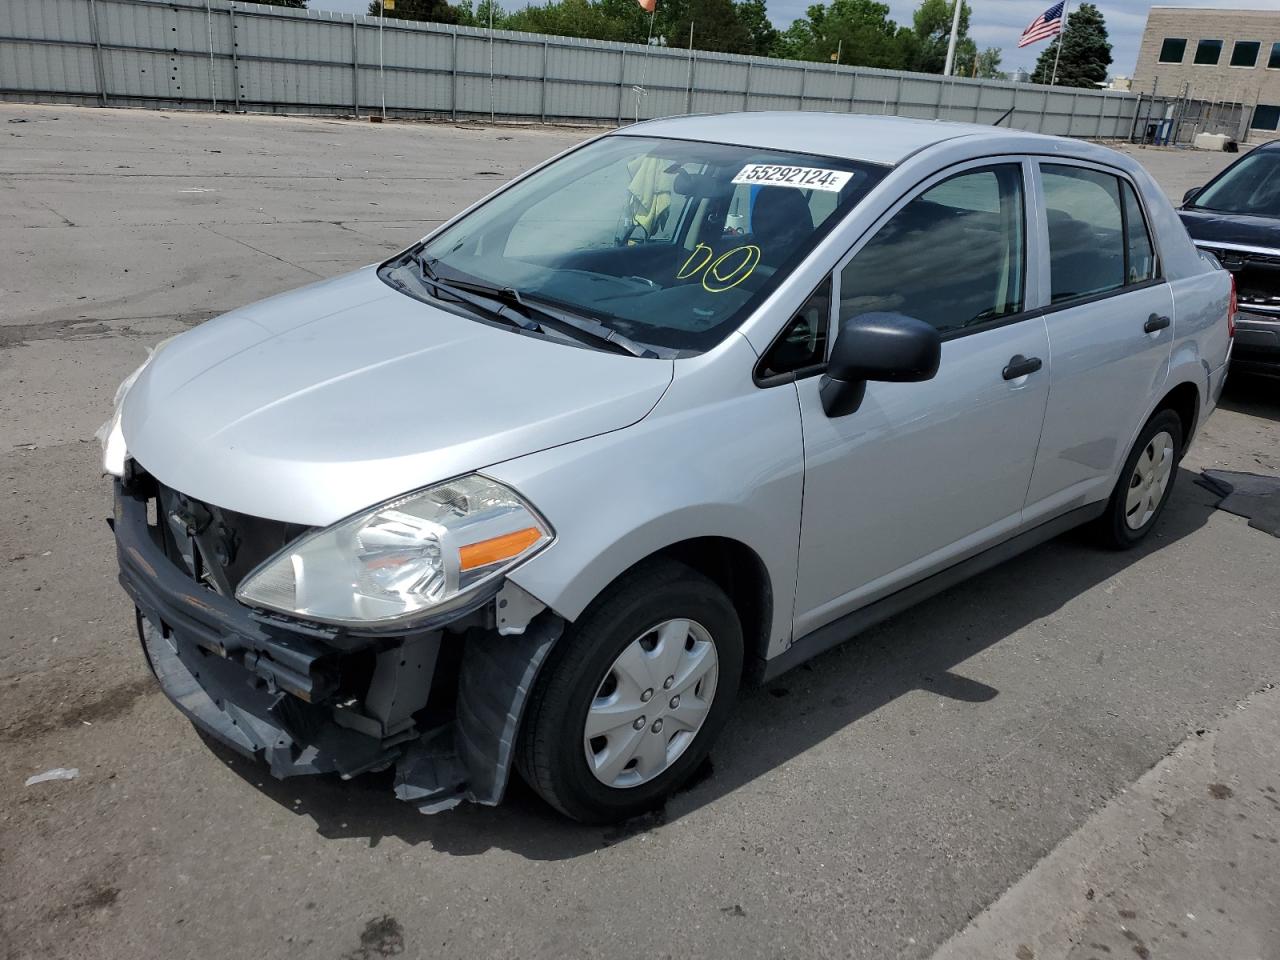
[309,0,1278,78]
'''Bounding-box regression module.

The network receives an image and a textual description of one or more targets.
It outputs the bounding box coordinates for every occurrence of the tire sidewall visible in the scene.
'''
[536,571,743,821]
[1107,410,1183,547]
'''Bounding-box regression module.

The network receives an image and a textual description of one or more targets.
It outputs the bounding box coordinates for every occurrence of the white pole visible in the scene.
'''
[379,5,386,120]
[488,0,495,121]
[942,0,963,77]
[1050,1,1070,86]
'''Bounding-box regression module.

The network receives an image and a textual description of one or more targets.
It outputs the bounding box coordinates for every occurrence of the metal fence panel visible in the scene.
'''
[0,0,1150,138]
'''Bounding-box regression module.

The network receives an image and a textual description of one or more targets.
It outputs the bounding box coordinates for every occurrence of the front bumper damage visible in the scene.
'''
[112,471,562,813]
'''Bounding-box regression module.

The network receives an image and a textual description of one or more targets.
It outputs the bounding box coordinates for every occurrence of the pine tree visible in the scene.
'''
[1031,2,1111,88]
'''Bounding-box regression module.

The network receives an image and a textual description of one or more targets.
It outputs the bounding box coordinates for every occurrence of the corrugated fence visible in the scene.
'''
[1,0,1140,137]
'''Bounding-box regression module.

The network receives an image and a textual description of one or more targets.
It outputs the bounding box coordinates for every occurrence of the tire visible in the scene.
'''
[1096,409,1183,550]
[516,559,743,823]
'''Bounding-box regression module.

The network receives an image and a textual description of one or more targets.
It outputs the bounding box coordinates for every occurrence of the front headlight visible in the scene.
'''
[235,475,553,628]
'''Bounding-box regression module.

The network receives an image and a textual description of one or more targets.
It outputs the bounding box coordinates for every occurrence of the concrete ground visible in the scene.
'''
[1,103,1277,960]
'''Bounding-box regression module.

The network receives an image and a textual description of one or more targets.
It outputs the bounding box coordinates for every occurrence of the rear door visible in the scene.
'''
[1022,161,1175,522]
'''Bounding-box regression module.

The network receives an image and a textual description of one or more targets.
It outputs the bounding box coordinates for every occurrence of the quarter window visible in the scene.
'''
[1158,38,1186,63]
[1042,165,1126,303]
[759,277,831,379]
[1230,40,1260,67]
[1122,182,1156,284]
[838,165,1025,335]
[1194,39,1224,65]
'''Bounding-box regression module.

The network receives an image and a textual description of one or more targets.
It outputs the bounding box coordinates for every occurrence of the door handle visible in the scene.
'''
[1002,354,1042,380]
[1144,313,1171,333]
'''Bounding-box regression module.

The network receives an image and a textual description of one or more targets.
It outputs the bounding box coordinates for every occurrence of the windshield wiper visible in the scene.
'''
[415,254,658,358]
[412,252,541,333]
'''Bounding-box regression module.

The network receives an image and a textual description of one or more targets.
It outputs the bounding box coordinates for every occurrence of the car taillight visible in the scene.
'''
[1227,274,1237,339]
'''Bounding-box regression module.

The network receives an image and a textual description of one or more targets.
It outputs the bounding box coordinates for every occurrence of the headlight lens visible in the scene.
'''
[236,475,553,628]
[98,336,177,477]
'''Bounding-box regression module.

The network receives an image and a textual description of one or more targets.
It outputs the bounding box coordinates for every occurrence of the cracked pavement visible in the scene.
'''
[1,103,1277,960]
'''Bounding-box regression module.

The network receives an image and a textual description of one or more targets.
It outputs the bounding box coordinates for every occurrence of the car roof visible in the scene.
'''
[617,111,1062,167]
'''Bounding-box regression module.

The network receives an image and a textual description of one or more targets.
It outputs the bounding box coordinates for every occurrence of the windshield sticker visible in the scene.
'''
[732,164,853,193]
[678,244,762,293]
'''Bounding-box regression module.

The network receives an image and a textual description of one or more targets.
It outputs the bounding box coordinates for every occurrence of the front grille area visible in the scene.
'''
[130,467,312,596]
[1198,245,1280,317]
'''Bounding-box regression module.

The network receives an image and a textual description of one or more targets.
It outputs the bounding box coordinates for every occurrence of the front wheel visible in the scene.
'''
[516,560,743,823]
[1096,409,1183,549]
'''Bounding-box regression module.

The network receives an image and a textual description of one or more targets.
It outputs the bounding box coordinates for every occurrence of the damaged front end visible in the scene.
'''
[112,464,562,813]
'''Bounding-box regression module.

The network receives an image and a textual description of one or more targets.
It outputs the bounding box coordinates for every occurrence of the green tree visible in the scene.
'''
[663,0,753,54]
[774,0,915,69]
[1031,2,1111,87]
[735,0,779,56]
[910,0,971,74]
[368,0,462,24]
[970,45,1003,79]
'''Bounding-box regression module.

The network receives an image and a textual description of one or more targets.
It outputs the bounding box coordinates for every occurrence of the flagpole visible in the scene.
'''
[1050,0,1070,86]
[942,0,963,77]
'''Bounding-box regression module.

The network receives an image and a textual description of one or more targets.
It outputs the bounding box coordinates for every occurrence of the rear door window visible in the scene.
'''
[1041,164,1126,303]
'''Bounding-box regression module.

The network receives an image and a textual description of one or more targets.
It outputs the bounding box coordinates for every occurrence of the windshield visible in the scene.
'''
[1189,149,1280,218]
[383,135,883,354]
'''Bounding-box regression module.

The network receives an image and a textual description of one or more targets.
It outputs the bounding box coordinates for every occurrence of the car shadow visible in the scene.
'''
[1220,370,1280,424]
[211,466,1218,860]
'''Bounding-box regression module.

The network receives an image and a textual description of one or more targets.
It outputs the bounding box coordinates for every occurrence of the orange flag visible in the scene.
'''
[636,0,656,11]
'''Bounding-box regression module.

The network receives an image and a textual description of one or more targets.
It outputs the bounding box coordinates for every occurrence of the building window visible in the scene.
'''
[1194,39,1224,65]
[1158,38,1187,63]
[1254,105,1280,132]
[1230,41,1260,67]
[1270,42,1280,69]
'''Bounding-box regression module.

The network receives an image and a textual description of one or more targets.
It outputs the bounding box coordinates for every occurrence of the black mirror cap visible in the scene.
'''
[829,312,942,384]
[819,312,941,417]
[1182,186,1201,206]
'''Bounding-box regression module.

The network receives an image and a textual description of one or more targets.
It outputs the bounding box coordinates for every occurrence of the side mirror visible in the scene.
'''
[819,312,941,417]
[1182,186,1201,206]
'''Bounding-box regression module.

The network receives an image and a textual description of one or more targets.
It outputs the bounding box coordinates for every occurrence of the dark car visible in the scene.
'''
[1179,140,1280,377]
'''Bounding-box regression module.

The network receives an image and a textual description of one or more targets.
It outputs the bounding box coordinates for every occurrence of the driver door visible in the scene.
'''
[789,160,1052,639]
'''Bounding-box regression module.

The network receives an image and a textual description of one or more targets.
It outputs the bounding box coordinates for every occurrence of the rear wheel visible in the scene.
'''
[1096,409,1183,549]
[517,559,742,823]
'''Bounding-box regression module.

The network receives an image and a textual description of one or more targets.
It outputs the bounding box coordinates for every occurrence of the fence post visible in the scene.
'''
[229,4,240,112]
[1094,92,1105,139]
[450,30,458,121]
[847,68,856,113]
[1037,88,1049,133]
[204,0,217,111]
[540,41,548,122]
[351,19,359,117]
[797,67,807,109]
[974,82,984,124]
[87,0,108,107]
[616,49,626,123]
[685,49,695,114]
[742,60,750,111]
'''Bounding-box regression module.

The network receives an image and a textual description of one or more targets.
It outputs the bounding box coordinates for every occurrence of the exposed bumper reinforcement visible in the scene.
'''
[114,474,564,812]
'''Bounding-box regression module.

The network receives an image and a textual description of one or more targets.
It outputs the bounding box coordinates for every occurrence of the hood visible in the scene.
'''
[1177,208,1280,250]
[122,268,673,526]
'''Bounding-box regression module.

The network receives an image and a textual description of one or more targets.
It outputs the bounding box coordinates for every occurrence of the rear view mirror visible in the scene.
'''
[1182,186,1201,205]
[820,312,941,417]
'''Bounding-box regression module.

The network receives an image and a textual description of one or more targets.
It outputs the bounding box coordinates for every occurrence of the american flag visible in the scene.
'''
[1018,1,1065,48]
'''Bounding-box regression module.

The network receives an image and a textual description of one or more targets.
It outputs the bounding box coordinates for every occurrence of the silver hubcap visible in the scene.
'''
[1125,430,1175,530]
[583,618,719,789]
